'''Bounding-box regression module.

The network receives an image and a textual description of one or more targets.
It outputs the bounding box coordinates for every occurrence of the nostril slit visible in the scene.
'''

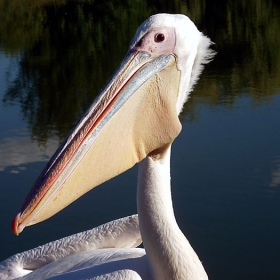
[135,39,143,47]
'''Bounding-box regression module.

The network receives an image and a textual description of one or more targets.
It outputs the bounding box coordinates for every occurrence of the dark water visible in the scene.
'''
[0,1,280,279]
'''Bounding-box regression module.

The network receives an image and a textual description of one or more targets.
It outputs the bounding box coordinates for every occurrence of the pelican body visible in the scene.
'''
[0,13,215,279]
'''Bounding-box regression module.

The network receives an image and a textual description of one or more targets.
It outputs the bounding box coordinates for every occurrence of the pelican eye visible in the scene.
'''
[154,33,165,43]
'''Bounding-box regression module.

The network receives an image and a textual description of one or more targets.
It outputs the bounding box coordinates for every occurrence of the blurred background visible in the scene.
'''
[0,1,280,279]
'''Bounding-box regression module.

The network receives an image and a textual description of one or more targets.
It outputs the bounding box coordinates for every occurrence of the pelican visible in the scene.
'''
[0,13,215,279]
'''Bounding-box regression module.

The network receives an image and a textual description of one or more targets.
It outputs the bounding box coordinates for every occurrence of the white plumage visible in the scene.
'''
[0,216,147,279]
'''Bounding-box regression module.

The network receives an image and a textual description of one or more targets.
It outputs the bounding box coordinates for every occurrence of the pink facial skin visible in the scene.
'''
[132,27,176,56]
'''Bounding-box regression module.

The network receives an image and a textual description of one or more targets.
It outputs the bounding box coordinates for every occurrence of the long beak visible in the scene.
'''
[12,48,182,235]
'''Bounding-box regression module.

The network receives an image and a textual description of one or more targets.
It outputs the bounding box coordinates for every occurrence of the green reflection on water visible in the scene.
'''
[0,0,280,144]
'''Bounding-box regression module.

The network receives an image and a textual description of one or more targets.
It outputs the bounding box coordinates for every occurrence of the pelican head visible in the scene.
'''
[12,14,214,235]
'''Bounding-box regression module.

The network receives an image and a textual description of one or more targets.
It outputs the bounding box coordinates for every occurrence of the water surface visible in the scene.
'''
[0,1,280,279]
